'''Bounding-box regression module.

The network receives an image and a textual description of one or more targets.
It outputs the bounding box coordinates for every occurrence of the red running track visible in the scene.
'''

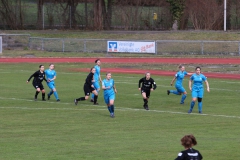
[0,57,240,64]
[75,68,240,80]
[1,57,239,79]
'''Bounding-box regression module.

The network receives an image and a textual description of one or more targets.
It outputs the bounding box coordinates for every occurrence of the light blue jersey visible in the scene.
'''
[94,65,101,82]
[175,71,188,87]
[45,69,57,83]
[190,73,207,98]
[102,79,115,104]
[190,73,207,90]
[45,69,57,90]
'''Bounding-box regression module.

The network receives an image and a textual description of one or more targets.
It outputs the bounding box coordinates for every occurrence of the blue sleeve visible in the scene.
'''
[175,73,178,77]
[184,71,188,75]
[202,75,207,81]
[190,75,194,81]
[54,71,57,76]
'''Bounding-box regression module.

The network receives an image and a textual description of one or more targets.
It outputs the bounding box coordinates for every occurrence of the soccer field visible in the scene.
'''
[0,63,240,160]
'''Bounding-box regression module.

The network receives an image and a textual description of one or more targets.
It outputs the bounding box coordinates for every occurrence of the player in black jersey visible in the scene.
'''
[27,65,47,101]
[175,134,203,160]
[74,67,99,105]
[138,72,157,110]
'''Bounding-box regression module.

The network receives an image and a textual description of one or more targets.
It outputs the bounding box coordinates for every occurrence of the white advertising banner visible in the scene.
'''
[107,41,155,53]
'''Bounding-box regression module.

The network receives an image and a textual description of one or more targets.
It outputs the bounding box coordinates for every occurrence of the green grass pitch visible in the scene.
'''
[0,63,240,160]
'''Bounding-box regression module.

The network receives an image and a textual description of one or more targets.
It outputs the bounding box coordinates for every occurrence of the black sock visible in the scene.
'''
[76,97,86,101]
[143,99,148,106]
[42,93,45,100]
[94,95,98,104]
[35,91,39,98]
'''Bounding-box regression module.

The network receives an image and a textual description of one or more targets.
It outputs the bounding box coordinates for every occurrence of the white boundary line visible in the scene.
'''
[0,97,240,119]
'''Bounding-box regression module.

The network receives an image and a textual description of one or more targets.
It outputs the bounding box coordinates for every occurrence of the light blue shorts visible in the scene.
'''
[192,89,204,98]
[175,85,186,93]
[104,93,115,104]
[47,82,55,90]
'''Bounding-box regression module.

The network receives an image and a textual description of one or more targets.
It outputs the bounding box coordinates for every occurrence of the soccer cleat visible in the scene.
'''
[90,99,94,102]
[180,102,184,104]
[167,90,170,95]
[48,95,50,100]
[110,113,115,118]
[56,99,60,102]
[145,105,149,110]
[188,110,192,114]
[42,99,46,101]
[199,111,202,114]
[34,98,37,101]
[93,103,99,105]
[74,99,78,105]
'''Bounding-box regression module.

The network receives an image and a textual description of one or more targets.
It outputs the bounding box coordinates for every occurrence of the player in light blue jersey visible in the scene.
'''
[102,72,117,118]
[91,59,102,102]
[188,67,210,114]
[45,64,60,101]
[167,65,192,104]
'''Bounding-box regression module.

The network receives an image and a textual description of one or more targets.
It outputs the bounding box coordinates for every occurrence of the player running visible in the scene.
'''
[188,66,210,114]
[90,59,102,102]
[74,67,99,105]
[138,72,157,110]
[45,64,60,101]
[102,72,117,118]
[27,65,47,101]
[175,134,203,160]
[167,65,192,104]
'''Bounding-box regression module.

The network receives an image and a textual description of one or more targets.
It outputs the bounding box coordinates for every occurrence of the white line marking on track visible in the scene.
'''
[0,97,240,119]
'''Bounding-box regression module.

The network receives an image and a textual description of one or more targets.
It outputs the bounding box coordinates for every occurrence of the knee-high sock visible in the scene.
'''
[48,90,53,96]
[53,91,59,100]
[143,99,148,106]
[108,106,112,114]
[76,97,86,101]
[111,105,114,113]
[170,90,180,95]
[35,91,39,98]
[190,101,195,110]
[91,90,99,99]
[94,95,98,104]
[198,102,202,112]
[42,93,45,100]
[181,94,187,103]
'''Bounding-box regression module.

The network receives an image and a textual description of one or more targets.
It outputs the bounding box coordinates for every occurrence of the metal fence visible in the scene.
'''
[0,34,30,50]
[28,37,240,56]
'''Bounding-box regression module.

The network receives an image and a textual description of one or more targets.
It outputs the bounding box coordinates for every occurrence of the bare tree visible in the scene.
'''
[187,0,224,30]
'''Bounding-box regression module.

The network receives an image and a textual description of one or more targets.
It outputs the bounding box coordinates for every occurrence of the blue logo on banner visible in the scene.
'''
[108,42,117,52]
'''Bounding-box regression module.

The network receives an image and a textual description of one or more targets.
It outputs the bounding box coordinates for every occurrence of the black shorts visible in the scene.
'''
[84,84,95,96]
[141,89,150,98]
[32,83,44,90]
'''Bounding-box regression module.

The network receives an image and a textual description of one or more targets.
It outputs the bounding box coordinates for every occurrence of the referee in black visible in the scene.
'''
[27,65,47,101]
[138,72,157,110]
[74,67,99,105]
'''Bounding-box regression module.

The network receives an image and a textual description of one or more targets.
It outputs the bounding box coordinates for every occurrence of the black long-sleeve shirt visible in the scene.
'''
[138,77,157,90]
[84,72,94,87]
[27,70,46,84]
